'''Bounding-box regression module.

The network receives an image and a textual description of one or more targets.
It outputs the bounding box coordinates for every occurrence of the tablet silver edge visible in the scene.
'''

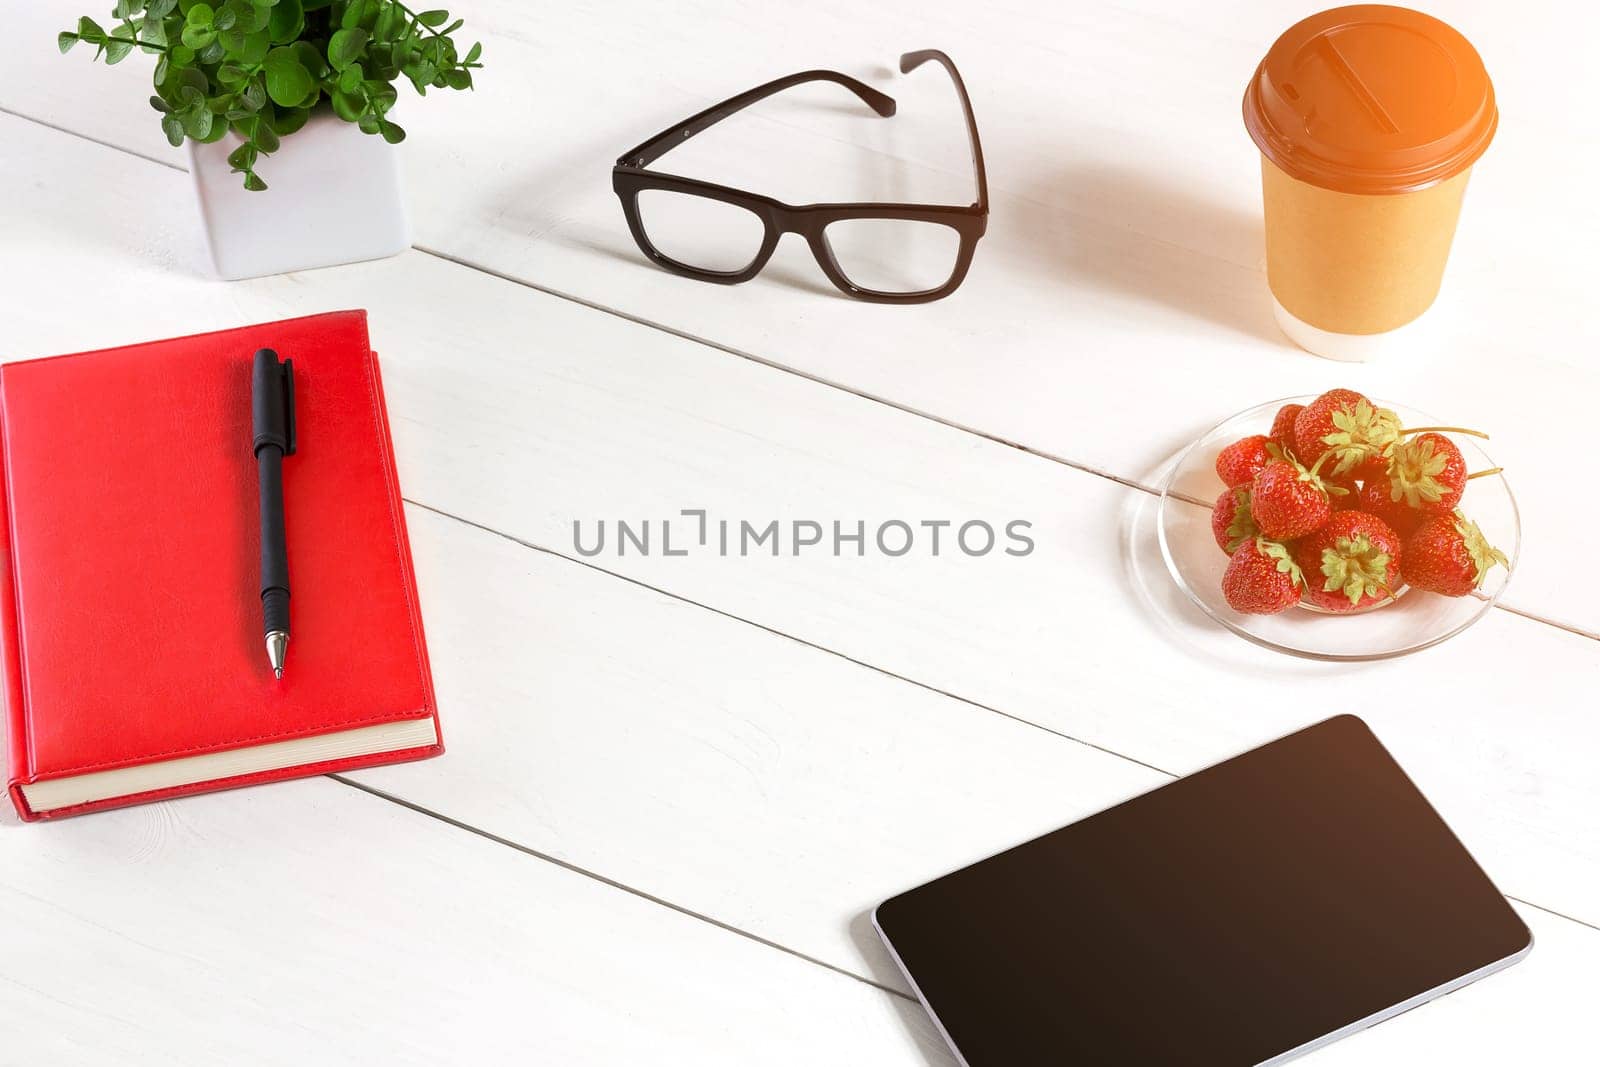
[1257,935,1533,1066]
[873,894,1533,1066]
[873,904,974,1067]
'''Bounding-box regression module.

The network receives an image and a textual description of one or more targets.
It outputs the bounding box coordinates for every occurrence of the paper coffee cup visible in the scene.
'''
[1243,5,1497,361]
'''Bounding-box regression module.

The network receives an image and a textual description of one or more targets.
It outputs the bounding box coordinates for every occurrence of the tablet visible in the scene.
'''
[874,715,1531,1066]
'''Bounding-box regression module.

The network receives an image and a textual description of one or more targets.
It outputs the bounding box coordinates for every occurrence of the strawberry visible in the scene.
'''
[1211,485,1259,554]
[1294,511,1403,612]
[1249,453,1347,540]
[1215,435,1274,488]
[1382,432,1467,515]
[1269,403,1304,453]
[1292,389,1401,477]
[1402,512,1509,596]
[1327,475,1361,510]
[1354,477,1427,536]
[1221,537,1304,614]
[1349,452,1392,485]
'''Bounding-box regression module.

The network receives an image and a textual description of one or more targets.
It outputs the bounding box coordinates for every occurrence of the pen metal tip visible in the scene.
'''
[266,630,289,679]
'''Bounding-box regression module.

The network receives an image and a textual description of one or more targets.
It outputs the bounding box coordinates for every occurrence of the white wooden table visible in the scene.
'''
[3,2,1597,1063]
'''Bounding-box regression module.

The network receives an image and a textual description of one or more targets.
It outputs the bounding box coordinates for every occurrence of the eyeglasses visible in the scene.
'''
[613,49,988,304]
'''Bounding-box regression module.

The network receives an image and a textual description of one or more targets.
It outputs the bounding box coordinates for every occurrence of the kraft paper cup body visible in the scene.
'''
[1260,156,1470,361]
[1243,6,1497,362]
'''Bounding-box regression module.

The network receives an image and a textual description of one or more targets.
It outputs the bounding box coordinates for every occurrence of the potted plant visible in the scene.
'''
[59,0,483,279]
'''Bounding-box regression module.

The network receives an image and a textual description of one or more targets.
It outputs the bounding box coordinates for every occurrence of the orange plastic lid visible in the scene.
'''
[1243,5,1497,195]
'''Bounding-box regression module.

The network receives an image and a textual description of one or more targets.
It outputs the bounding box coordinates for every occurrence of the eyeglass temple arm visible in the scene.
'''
[899,49,988,210]
[618,70,897,168]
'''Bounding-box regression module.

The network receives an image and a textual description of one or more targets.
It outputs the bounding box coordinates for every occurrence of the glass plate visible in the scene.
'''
[1156,396,1520,660]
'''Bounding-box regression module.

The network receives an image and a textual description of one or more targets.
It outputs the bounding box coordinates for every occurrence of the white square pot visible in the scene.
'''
[185,111,411,280]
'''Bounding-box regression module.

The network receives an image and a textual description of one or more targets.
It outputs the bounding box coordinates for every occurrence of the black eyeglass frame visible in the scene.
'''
[612,50,988,304]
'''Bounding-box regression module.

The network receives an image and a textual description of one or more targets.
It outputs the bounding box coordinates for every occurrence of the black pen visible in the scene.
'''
[251,348,295,678]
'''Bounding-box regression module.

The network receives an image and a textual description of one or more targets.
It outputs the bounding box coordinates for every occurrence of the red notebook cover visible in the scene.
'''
[1,310,441,820]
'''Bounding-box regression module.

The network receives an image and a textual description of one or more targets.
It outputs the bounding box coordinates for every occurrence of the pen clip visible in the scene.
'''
[280,357,296,457]
[252,348,297,458]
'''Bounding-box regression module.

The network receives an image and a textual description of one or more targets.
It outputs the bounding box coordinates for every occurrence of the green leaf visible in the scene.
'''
[76,16,106,40]
[148,94,172,113]
[268,0,303,43]
[213,5,237,31]
[444,68,470,90]
[331,88,364,121]
[217,21,248,52]
[235,28,271,64]
[168,43,194,65]
[147,0,178,16]
[138,16,168,49]
[373,3,401,40]
[274,106,311,136]
[340,0,367,29]
[328,26,368,69]
[217,62,248,88]
[244,0,272,32]
[181,103,214,139]
[366,80,396,113]
[57,32,80,54]
[377,118,405,144]
[252,119,280,152]
[160,113,185,145]
[363,42,396,78]
[262,47,314,106]
[226,143,256,170]
[463,41,480,64]
[180,22,215,48]
[337,64,362,93]
[184,2,214,26]
[242,172,267,191]
[241,76,266,110]
[196,118,231,142]
[104,36,136,63]
[113,0,144,17]
[357,110,380,134]
[290,39,326,77]
[176,64,209,94]
[416,9,448,26]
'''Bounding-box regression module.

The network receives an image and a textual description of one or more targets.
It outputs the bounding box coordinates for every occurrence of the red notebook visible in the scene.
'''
[1,310,441,820]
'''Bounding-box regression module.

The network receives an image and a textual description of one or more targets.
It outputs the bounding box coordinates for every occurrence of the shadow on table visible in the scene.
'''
[0,748,17,828]
[548,227,848,301]
[1013,162,1284,346]
[1116,462,1344,680]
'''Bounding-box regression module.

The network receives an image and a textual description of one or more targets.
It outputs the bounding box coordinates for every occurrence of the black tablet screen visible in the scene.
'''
[875,716,1531,1066]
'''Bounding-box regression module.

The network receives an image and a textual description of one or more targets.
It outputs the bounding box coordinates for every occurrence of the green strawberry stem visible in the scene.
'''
[1398,425,1490,440]
[1466,467,1504,480]
[1300,447,1353,495]
[1306,447,1344,481]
